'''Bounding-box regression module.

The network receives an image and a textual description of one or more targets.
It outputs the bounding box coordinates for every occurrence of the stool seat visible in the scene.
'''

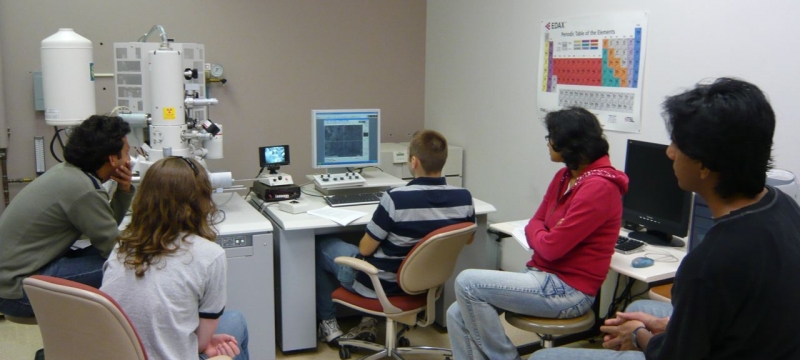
[3,315,38,325]
[506,309,595,336]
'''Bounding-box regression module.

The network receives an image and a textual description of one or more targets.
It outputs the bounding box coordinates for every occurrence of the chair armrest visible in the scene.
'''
[334,256,403,314]
[335,256,378,275]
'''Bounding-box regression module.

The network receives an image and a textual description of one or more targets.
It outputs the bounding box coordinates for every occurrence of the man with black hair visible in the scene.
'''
[0,115,134,318]
[532,78,800,360]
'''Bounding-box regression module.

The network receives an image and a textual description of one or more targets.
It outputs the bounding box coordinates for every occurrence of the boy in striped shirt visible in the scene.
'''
[315,129,475,344]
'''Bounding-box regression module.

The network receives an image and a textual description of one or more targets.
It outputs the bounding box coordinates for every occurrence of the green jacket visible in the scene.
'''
[0,162,134,298]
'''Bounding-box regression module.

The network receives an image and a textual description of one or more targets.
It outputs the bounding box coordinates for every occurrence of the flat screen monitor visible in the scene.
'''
[312,109,380,169]
[622,140,692,247]
[259,145,289,174]
[688,193,712,252]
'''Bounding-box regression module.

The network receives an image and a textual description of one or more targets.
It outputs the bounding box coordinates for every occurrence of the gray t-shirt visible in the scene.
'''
[100,234,226,360]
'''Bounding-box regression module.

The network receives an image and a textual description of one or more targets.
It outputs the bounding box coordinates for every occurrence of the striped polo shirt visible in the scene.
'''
[356,177,475,296]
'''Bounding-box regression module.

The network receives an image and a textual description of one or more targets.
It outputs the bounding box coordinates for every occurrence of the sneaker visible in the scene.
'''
[318,318,343,343]
[340,316,378,342]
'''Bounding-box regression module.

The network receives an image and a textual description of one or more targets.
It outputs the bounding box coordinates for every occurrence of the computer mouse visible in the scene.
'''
[631,257,655,268]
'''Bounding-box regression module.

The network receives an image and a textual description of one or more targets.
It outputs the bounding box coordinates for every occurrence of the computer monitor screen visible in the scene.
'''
[259,145,289,172]
[688,193,712,252]
[622,140,692,247]
[312,109,380,169]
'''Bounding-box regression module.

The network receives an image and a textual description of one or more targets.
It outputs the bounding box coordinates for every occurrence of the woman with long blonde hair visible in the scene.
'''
[101,156,249,359]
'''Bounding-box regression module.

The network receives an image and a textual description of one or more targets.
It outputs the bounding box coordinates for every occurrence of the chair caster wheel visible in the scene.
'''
[398,336,410,347]
[339,345,351,359]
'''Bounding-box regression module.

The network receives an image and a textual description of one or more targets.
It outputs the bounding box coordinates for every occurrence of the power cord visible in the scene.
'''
[50,126,68,163]
[643,251,679,263]
[244,167,266,200]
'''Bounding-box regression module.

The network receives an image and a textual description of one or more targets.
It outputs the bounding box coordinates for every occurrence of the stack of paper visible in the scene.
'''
[508,220,532,251]
[307,206,368,226]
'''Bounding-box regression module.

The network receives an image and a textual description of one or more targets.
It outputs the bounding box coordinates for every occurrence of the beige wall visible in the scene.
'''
[0,0,426,211]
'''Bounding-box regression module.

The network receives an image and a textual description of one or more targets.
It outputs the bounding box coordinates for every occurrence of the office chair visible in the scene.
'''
[648,283,672,303]
[22,275,232,360]
[332,222,477,360]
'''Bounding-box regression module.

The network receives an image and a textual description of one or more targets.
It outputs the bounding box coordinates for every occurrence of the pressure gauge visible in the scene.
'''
[210,63,224,78]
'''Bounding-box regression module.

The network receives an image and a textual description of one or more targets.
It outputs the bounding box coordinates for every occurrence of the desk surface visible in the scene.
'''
[212,193,273,234]
[116,193,272,235]
[265,187,497,231]
[489,221,686,283]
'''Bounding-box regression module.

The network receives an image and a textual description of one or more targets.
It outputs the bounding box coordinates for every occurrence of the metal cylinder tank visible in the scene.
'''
[149,48,184,126]
[41,28,96,126]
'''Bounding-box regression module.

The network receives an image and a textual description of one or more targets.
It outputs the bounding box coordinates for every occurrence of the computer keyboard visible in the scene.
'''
[615,235,645,254]
[324,192,381,207]
[313,172,366,189]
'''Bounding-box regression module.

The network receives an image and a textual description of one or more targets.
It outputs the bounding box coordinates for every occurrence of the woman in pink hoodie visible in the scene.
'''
[447,107,629,360]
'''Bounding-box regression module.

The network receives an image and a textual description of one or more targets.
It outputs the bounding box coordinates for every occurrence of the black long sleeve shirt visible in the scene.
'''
[646,186,800,359]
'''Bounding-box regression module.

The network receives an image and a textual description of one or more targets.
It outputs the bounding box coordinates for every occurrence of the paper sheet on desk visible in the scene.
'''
[307,206,368,226]
[511,228,531,251]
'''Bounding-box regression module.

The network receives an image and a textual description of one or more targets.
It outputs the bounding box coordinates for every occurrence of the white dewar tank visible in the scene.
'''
[41,28,96,126]
[149,48,184,125]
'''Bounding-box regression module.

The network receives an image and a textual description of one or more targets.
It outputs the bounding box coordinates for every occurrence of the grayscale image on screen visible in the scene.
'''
[324,124,364,157]
[264,146,285,164]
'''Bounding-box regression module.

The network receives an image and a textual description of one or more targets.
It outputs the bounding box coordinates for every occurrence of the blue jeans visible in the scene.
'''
[447,268,595,360]
[200,310,250,360]
[529,300,674,360]
[0,246,106,317]
[315,237,360,320]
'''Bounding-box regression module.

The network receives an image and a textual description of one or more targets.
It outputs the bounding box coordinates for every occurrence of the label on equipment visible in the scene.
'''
[163,107,177,120]
[45,109,60,120]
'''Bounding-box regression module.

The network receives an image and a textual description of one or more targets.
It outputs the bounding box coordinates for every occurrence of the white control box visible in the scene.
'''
[312,172,366,189]
[260,173,294,187]
[278,198,323,214]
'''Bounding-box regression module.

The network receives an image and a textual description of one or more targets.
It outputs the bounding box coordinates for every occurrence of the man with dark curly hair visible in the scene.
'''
[0,115,134,319]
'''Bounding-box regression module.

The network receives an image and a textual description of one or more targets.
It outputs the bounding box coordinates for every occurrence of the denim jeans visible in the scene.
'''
[200,309,250,360]
[529,300,674,360]
[315,237,360,320]
[0,246,106,317]
[447,267,595,360]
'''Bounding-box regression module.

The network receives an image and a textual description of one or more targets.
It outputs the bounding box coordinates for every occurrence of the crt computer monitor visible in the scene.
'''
[311,109,380,170]
[259,144,289,174]
[622,139,693,247]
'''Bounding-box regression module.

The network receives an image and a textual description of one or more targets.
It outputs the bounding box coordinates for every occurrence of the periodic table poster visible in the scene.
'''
[537,13,648,133]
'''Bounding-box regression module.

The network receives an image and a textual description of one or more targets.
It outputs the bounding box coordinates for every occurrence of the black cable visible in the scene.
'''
[245,167,266,201]
[630,285,653,300]
[300,182,324,197]
[605,273,622,319]
[353,166,384,173]
[619,277,637,311]
[56,127,66,149]
[50,127,66,163]
[211,209,226,225]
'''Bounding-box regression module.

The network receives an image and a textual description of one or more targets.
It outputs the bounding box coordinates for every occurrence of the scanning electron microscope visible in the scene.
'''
[42,26,275,358]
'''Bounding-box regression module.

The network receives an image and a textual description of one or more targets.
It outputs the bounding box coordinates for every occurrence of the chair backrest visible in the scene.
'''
[397,222,477,295]
[23,275,148,360]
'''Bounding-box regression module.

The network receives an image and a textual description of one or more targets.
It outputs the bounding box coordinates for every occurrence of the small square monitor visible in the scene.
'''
[259,145,289,172]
